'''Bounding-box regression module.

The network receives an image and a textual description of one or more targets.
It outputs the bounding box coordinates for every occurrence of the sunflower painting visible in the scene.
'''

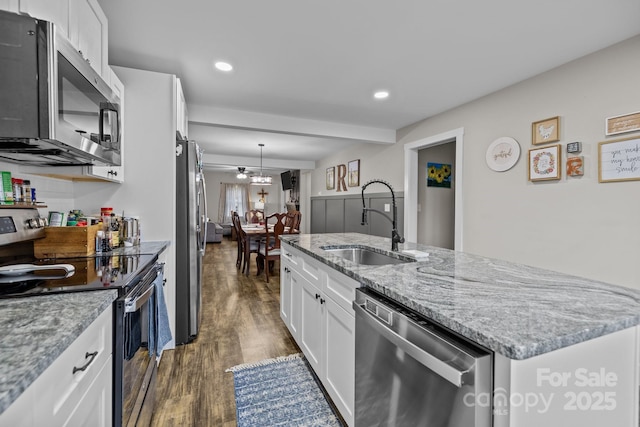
[427,162,452,188]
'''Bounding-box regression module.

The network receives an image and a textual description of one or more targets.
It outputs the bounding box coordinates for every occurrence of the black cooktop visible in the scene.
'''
[0,253,157,298]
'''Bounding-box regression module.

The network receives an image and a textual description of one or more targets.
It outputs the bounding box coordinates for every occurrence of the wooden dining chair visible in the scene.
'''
[284,210,301,233]
[256,212,287,282]
[245,209,264,224]
[231,212,244,268]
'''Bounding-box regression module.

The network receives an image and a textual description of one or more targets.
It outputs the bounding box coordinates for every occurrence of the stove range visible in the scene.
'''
[0,253,157,298]
[0,206,162,426]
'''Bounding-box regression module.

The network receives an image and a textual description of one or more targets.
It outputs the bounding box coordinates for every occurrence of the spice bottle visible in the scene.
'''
[22,180,31,204]
[11,178,23,203]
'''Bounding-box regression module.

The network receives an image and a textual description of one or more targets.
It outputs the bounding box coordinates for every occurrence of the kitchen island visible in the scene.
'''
[280,233,640,427]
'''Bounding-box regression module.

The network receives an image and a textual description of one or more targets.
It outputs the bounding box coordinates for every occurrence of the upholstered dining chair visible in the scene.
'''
[284,210,301,233]
[256,212,287,282]
[245,209,264,224]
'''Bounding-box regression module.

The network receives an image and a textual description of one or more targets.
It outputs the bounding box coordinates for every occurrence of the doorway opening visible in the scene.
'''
[403,128,464,250]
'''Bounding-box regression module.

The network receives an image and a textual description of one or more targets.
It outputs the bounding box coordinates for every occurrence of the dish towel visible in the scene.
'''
[149,269,173,361]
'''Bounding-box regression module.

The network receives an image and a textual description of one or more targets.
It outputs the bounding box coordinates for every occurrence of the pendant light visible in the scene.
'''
[250,143,272,185]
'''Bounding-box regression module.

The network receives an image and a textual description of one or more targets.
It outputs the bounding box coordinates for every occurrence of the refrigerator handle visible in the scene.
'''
[199,173,208,255]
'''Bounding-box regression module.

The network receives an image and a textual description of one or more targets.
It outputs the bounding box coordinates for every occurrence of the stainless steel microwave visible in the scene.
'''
[0,10,121,166]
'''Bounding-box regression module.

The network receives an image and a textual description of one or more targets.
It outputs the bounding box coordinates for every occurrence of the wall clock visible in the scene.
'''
[486,137,520,172]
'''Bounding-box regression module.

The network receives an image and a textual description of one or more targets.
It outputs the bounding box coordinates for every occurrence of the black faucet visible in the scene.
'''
[361,179,405,251]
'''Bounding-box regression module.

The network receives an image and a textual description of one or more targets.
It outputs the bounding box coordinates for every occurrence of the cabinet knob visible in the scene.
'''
[315,293,320,300]
[320,298,325,305]
[284,267,290,273]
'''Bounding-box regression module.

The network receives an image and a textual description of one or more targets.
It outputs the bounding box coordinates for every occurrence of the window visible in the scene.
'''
[220,183,249,223]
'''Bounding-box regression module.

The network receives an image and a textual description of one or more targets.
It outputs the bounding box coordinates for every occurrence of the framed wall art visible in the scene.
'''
[528,144,561,181]
[427,162,452,188]
[532,116,560,145]
[605,111,640,136]
[598,136,640,183]
[326,166,335,190]
[347,159,360,187]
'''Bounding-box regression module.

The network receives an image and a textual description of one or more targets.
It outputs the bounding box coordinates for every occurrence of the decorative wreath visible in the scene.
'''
[532,152,555,175]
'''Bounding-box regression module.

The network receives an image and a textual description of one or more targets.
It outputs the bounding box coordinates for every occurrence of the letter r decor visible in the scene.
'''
[336,164,347,192]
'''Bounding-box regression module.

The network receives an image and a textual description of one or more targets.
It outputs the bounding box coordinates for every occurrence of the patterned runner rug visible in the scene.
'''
[226,353,343,427]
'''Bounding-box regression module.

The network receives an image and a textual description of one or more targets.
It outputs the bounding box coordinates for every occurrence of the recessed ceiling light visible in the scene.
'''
[374,90,389,100]
[214,61,233,72]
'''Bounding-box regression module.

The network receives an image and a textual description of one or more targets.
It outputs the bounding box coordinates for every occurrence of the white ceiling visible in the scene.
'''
[98,0,640,175]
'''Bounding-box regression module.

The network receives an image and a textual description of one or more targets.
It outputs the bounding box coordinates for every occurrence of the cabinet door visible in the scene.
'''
[280,258,292,326]
[18,0,69,35]
[300,276,323,375]
[0,0,21,13]
[34,306,112,425]
[68,0,108,77]
[323,299,355,427]
[175,77,188,139]
[63,355,112,427]
[86,67,124,182]
[289,269,302,340]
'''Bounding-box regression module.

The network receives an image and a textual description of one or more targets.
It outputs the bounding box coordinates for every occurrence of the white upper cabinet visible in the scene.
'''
[0,0,108,78]
[68,0,108,77]
[176,77,188,139]
[86,67,124,182]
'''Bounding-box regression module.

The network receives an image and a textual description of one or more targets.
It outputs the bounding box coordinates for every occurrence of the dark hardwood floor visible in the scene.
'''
[150,237,300,426]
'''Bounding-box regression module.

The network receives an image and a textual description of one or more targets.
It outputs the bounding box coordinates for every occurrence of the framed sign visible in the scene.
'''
[348,159,360,187]
[598,136,640,183]
[528,144,561,181]
[532,116,560,145]
[326,167,335,190]
[605,111,640,136]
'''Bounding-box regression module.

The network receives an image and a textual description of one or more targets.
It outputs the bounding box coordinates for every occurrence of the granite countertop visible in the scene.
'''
[280,233,640,360]
[0,290,118,414]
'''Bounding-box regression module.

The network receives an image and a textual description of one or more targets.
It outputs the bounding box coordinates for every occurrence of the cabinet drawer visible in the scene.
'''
[325,269,359,314]
[34,305,113,425]
[281,243,300,267]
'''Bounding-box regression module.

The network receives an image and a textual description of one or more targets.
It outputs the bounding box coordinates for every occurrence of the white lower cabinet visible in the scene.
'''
[0,305,113,427]
[281,242,356,426]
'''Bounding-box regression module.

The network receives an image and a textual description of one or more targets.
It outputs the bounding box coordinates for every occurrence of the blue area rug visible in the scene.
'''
[226,353,343,427]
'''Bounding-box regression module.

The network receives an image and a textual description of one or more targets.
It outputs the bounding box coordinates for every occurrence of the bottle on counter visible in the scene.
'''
[110,213,120,248]
[96,230,105,253]
[22,180,31,204]
[11,178,23,203]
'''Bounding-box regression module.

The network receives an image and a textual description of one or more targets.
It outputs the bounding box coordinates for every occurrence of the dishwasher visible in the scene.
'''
[353,288,493,427]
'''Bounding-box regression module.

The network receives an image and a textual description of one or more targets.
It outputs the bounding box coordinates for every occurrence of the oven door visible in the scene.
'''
[114,264,159,427]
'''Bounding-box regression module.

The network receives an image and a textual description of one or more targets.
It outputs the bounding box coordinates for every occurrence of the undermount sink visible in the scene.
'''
[321,246,415,266]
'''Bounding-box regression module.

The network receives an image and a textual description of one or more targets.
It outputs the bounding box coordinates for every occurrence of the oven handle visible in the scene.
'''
[124,266,158,313]
[125,282,154,313]
[353,301,470,387]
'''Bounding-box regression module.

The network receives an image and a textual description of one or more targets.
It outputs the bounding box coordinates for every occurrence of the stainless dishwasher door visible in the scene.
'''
[353,288,492,427]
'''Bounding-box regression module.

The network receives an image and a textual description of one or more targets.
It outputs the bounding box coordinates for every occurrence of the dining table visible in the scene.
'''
[240,223,298,276]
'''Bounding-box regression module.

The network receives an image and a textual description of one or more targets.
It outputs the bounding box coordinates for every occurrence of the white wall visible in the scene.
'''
[418,142,456,248]
[73,67,178,346]
[312,35,640,289]
[204,170,284,222]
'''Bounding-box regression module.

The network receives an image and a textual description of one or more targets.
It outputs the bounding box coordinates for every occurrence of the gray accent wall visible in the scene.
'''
[311,192,404,240]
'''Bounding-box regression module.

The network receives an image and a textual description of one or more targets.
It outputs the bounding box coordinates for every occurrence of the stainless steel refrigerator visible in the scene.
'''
[175,138,207,344]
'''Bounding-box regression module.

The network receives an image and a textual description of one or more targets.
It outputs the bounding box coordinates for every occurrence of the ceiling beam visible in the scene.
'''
[201,153,315,171]
[189,105,396,144]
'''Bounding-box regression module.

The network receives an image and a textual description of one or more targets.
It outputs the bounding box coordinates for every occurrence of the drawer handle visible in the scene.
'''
[72,351,98,374]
